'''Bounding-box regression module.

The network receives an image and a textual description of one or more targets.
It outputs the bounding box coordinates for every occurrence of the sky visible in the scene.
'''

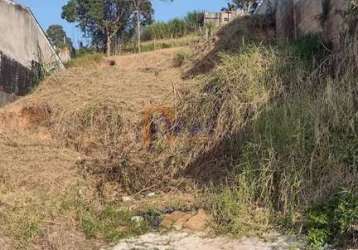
[16,0,228,47]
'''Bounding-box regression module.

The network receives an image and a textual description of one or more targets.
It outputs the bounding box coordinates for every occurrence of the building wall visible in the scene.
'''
[204,10,245,27]
[58,47,72,64]
[0,0,62,68]
[255,0,347,47]
[0,0,63,101]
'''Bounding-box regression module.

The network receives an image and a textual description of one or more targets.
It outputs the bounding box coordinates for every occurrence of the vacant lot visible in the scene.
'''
[0,48,194,249]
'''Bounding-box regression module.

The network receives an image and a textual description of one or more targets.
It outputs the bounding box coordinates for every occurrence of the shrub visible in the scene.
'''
[180,30,357,243]
[173,50,193,67]
[142,11,204,41]
[65,53,104,68]
[306,190,358,249]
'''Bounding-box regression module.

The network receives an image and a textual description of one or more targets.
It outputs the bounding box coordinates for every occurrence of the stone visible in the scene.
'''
[111,231,305,250]
[184,209,210,231]
[145,192,156,198]
[173,214,193,231]
[160,211,189,229]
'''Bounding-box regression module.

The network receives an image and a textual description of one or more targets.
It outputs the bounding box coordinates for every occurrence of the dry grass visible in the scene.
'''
[0,11,356,248]
[0,129,101,249]
[184,15,275,77]
[0,47,196,248]
[121,36,200,54]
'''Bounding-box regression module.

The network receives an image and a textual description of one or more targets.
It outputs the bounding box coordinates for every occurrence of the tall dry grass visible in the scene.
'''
[187,14,358,247]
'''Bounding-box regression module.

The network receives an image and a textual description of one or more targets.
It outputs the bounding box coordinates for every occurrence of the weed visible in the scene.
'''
[206,187,271,236]
[173,50,193,67]
[181,19,358,244]
[142,12,203,41]
[306,190,358,249]
[78,205,148,242]
[121,36,199,54]
[65,53,104,68]
[288,35,328,64]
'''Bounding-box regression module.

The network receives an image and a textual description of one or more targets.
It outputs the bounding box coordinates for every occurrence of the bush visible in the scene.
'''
[142,11,203,41]
[65,53,104,68]
[306,190,358,249]
[179,31,357,243]
[173,50,193,67]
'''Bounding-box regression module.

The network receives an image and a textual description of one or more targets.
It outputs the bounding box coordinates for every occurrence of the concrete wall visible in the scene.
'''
[0,0,62,68]
[204,10,245,27]
[0,0,63,103]
[58,47,72,64]
[255,0,347,47]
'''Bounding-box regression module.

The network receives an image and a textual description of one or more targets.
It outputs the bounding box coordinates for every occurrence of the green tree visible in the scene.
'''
[62,0,153,56]
[46,25,73,50]
[222,0,255,12]
[184,11,204,31]
[130,0,154,52]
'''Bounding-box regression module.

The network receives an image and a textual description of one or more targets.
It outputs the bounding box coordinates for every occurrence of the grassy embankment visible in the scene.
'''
[0,8,357,250]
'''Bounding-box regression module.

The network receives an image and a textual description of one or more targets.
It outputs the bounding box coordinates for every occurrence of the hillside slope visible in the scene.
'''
[0,48,193,249]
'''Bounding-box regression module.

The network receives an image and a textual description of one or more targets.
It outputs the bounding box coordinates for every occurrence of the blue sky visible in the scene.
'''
[16,0,227,47]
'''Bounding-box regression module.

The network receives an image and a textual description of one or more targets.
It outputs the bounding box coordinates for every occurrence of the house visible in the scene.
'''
[0,0,63,105]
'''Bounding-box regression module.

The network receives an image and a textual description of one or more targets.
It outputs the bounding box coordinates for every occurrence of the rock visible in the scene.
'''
[173,214,193,231]
[111,231,305,250]
[161,207,175,214]
[122,196,133,202]
[160,211,189,229]
[184,209,209,231]
[145,192,156,198]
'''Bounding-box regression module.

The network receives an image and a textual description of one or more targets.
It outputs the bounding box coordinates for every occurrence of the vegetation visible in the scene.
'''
[141,11,204,41]
[306,191,357,249]
[121,35,199,54]
[182,13,357,249]
[1,1,358,249]
[46,24,73,50]
[222,0,256,12]
[61,0,153,56]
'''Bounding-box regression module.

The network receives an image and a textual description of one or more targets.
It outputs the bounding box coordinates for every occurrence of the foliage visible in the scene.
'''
[173,49,193,67]
[46,24,73,50]
[222,0,256,12]
[61,0,153,55]
[307,191,358,249]
[181,30,357,245]
[122,36,198,54]
[207,187,271,236]
[79,205,149,241]
[142,11,204,41]
[65,53,104,68]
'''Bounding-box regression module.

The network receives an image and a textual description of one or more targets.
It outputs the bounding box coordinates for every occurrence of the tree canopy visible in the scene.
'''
[61,0,153,55]
[222,0,257,12]
[46,25,73,50]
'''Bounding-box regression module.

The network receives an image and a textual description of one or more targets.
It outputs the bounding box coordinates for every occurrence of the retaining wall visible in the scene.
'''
[0,0,63,103]
[255,0,348,48]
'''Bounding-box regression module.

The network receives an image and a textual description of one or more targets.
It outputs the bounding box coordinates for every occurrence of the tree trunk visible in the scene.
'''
[137,10,141,53]
[106,31,111,57]
[106,39,111,57]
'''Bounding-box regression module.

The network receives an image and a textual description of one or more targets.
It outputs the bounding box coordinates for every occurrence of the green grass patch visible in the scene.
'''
[65,53,104,68]
[79,205,149,242]
[306,190,358,249]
